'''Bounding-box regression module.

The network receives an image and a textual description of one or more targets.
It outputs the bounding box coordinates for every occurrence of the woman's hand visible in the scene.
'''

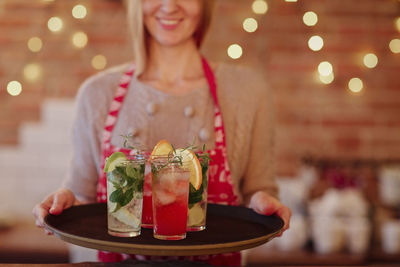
[32,188,80,235]
[248,191,292,236]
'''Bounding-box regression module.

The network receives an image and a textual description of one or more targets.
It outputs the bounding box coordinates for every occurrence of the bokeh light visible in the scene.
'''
[27,37,43,53]
[252,0,268,15]
[243,18,258,33]
[303,11,318,26]
[72,31,88,48]
[348,78,363,93]
[72,4,87,19]
[319,72,335,84]
[92,55,107,70]
[308,35,324,51]
[23,63,43,82]
[363,53,378,68]
[227,44,243,59]
[389,39,400,53]
[395,17,400,32]
[318,61,333,76]
[47,17,63,32]
[7,81,22,96]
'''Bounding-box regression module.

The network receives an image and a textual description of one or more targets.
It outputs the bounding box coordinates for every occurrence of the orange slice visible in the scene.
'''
[151,139,173,157]
[176,148,202,190]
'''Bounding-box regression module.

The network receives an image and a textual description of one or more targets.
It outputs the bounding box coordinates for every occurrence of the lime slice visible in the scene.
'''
[112,207,141,228]
[188,204,205,226]
[104,152,127,172]
[107,183,118,212]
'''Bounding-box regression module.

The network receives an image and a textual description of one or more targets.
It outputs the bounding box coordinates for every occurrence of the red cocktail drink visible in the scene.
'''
[151,157,190,240]
[141,167,153,228]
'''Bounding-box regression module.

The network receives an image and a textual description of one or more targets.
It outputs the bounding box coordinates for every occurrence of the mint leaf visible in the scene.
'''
[112,203,121,213]
[110,188,123,203]
[189,183,203,205]
[122,188,134,206]
[126,164,139,179]
[108,162,145,212]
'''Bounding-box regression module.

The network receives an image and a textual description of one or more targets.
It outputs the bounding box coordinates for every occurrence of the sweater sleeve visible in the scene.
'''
[240,72,278,205]
[62,65,127,202]
[62,79,102,203]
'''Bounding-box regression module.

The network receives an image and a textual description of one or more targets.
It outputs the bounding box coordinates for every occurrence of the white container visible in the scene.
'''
[381,220,400,254]
[379,166,400,207]
[344,217,372,254]
[275,215,308,251]
[311,216,345,254]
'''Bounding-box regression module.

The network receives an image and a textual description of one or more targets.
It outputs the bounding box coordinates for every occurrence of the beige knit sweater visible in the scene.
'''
[63,62,277,205]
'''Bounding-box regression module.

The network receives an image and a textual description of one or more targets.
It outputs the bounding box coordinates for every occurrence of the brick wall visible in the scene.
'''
[0,0,399,176]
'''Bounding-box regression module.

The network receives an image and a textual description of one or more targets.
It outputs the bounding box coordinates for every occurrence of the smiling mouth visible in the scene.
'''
[159,19,180,25]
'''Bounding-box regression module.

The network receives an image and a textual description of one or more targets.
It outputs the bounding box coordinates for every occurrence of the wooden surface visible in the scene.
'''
[0,221,69,263]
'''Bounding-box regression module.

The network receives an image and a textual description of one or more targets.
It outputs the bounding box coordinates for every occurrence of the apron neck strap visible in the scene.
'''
[201,57,219,107]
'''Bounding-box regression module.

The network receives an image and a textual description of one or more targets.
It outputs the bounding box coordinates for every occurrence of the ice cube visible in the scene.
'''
[112,206,141,228]
[155,188,176,206]
[175,180,189,194]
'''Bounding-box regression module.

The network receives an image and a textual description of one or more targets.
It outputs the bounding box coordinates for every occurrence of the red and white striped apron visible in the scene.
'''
[96,58,241,266]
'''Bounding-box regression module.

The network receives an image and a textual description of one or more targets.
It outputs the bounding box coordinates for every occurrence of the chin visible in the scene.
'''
[156,36,192,47]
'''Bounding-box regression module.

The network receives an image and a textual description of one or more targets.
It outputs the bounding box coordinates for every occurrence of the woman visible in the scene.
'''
[33,0,291,265]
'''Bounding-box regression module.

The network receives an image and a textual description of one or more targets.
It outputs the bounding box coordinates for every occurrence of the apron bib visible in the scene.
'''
[96,58,241,266]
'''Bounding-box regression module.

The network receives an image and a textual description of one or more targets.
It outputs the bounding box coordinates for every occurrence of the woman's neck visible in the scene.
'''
[142,38,204,85]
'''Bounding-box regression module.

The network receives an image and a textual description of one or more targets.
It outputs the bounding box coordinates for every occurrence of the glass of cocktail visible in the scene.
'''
[151,155,190,240]
[141,155,153,228]
[106,154,145,237]
[187,155,209,231]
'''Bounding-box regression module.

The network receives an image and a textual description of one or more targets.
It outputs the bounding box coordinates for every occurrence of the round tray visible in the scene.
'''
[44,203,283,256]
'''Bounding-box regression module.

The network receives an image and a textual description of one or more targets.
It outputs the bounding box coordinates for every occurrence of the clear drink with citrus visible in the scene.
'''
[105,153,145,237]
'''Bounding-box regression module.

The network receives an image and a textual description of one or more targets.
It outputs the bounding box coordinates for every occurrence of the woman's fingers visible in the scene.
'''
[276,206,292,231]
[32,195,53,227]
[50,188,75,215]
[33,188,77,235]
[249,191,292,235]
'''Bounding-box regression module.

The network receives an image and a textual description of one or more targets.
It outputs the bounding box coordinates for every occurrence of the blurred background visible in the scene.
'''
[0,0,400,265]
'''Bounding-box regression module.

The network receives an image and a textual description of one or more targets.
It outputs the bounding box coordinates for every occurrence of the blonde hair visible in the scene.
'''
[127,0,215,77]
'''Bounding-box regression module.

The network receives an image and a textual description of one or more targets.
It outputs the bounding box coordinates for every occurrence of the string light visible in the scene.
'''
[243,18,258,33]
[363,53,378,68]
[318,61,333,76]
[92,55,107,70]
[7,81,22,96]
[348,78,363,93]
[27,37,43,53]
[72,31,88,48]
[252,0,268,15]
[389,39,400,53]
[227,44,243,59]
[303,11,318,26]
[47,17,63,32]
[308,35,324,51]
[72,4,87,19]
[23,63,43,82]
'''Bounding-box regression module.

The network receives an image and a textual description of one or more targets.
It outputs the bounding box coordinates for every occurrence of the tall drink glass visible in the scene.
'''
[141,152,153,229]
[151,156,190,240]
[187,156,209,231]
[106,155,145,237]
